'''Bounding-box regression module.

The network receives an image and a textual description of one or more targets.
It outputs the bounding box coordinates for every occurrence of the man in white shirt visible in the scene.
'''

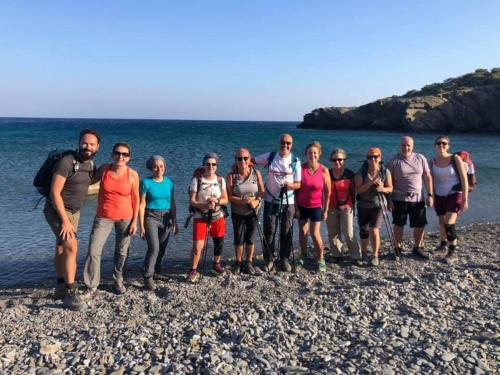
[254,134,301,272]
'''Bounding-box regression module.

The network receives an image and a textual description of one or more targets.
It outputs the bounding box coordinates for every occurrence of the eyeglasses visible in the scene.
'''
[330,158,344,163]
[366,155,379,160]
[280,141,292,146]
[435,141,448,146]
[113,151,130,158]
[236,156,249,162]
[205,162,217,167]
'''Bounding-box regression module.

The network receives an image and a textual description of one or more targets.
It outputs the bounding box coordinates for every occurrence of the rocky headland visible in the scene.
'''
[299,68,500,132]
[0,223,499,374]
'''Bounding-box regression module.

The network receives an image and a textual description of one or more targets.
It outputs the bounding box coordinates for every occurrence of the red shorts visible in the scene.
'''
[193,217,226,241]
[434,193,463,216]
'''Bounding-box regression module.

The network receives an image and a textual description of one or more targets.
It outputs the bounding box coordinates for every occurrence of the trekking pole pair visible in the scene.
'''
[377,192,396,256]
[200,209,213,280]
[252,206,277,272]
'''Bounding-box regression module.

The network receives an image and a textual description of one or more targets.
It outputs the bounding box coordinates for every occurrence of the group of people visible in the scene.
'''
[43,129,470,311]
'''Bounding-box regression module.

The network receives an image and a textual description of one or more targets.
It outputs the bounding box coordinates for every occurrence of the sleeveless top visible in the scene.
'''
[432,160,459,196]
[97,165,133,220]
[329,168,355,209]
[231,168,259,216]
[296,163,325,208]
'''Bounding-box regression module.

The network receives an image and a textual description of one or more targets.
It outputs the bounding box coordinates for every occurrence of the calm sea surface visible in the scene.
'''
[1,118,499,286]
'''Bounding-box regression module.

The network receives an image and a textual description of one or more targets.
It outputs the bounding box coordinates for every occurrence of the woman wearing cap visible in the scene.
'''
[354,147,393,266]
[187,153,229,282]
[139,155,177,291]
[295,141,331,272]
[83,142,140,297]
[326,148,362,265]
[227,148,265,274]
[430,135,468,264]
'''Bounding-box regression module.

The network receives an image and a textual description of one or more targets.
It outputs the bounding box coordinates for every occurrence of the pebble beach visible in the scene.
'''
[0,223,498,375]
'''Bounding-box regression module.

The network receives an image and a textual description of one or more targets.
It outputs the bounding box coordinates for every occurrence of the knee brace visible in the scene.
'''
[444,224,457,242]
[213,237,224,256]
[359,226,369,239]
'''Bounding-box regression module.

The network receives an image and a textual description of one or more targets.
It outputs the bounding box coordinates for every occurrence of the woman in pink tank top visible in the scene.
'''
[83,142,140,297]
[295,142,331,272]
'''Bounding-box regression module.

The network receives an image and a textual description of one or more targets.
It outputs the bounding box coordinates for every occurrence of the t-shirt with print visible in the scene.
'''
[387,153,429,202]
[51,154,94,213]
[140,177,174,210]
[254,152,301,204]
[190,175,226,219]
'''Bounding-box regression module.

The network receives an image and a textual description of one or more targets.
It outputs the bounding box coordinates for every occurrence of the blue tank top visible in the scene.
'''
[140,177,174,210]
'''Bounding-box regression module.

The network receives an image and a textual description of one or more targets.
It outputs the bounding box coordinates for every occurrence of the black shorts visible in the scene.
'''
[298,206,323,222]
[392,200,427,227]
[232,213,257,245]
[357,207,383,229]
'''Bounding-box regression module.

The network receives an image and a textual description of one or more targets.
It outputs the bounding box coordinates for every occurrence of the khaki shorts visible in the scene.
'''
[44,202,81,244]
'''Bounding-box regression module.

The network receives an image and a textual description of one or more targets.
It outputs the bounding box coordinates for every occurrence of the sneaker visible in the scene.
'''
[434,241,448,254]
[352,259,363,267]
[444,247,458,265]
[114,282,126,295]
[54,283,67,300]
[280,258,292,272]
[317,259,327,273]
[63,289,88,311]
[394,247,403,259]
[186,269,200,283]
[81,287,97,301]
[243,261,256,275]
[295,258,306,267]
[232,262,242,274]
[413,246,429,259]
[371,256,380,267]
[144,277,155,291]
[211,262,224,276]
[263,259,274,272]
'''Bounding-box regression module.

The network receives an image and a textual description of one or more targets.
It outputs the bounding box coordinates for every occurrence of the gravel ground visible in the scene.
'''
[0,223,499,374]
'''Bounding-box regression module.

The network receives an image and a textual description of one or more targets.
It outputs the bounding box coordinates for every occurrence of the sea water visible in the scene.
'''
[1,118,499,286]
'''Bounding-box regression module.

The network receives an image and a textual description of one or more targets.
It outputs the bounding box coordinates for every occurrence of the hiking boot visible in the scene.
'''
[263,259,274,272]
[434,241,448,255]
[144,277,155,291]
[444,247,458,265]
[243,261,256,275]
[394,247,403,260]
[63,288,88,311]
[186,269,200,283]
[280,258,292,272]
[413,246,429,260]
[211,262,224,276]
[317,259,327,273]
[114,282,126,295]
[54,283,67,300]
[232,262,243,274]
[81,287,97,302]
[295,257,306,267]
[352,259,363,267]
[371,256,380,267]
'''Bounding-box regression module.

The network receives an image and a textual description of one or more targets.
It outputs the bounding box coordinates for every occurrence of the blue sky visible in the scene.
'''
[0,0,499,121]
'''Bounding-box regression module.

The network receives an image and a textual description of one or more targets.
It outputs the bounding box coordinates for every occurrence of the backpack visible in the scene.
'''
[33,149,79,197]
[453,151,477,192]
[264,151,300,202]
[356,160,388,202]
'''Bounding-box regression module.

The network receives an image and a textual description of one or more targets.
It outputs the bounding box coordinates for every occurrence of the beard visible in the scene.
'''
[78,147,96,161]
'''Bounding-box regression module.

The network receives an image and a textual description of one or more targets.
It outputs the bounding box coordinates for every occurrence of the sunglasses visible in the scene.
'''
[280,141,292,146]
[366,155,379,160]
[435,141,448,146]
[236,156,249,162]
[205,162,217,167]
[113,151,130,157]
[330,158,344,162]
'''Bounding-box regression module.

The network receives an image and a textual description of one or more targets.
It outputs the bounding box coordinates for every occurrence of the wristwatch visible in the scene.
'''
[427,193,434,197]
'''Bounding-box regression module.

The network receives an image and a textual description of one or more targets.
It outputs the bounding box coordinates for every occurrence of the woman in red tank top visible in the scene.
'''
[295,142,331,272]
[82,142,140,297]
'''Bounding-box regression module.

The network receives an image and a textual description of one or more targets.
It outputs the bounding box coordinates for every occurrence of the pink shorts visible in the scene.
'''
[193,217,225,241]
[434,193,463,216]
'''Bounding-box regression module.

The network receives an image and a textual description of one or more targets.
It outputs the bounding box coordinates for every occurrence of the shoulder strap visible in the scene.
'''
[265,151,277,169]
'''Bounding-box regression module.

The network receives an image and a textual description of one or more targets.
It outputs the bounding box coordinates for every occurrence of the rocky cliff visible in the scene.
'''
[299,68,500,132]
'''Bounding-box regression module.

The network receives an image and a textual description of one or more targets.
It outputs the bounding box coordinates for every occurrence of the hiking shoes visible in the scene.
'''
[413,246,430,260]
[280,258,292,272]
[317,259,327,273]
[263,260,275,272]
[211,262,225,276]
[434,241,448,255]
[352,259,363,267]
[295,258,306,267]
[243,261,256,275]
[232,262,243,274]
[54,283,67,300]
[63,289,88,311]
[144,277,156,291]
[394,247,403,260]
[444,248,458,265]
[81,287,97,302]
[114,282,126,295]
[186,269,200,283]
[371,256,380,267]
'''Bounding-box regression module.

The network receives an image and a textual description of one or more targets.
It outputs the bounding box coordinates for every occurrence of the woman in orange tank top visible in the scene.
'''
[82,142,140,297]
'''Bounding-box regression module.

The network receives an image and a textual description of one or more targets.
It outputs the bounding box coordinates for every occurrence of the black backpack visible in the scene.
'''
[33,149,81,197]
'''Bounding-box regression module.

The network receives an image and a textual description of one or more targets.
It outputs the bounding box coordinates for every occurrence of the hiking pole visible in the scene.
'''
[252,207,276,269]
[200,209,213,280]
[283,185,296,273]
[378,193,396,255]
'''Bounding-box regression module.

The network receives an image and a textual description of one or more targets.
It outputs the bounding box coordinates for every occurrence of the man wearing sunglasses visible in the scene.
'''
[254,133,301,272]
[43,128,100,310]
[387,136,433,260]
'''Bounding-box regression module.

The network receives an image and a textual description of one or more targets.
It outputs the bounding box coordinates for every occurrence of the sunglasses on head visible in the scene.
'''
[236,156,249,162]
[113,151,130,157]
[205,162,217,167]
[435,141,448,146]
[280,141,292,146]
[366,155,379,160]
[330,158,344,162]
